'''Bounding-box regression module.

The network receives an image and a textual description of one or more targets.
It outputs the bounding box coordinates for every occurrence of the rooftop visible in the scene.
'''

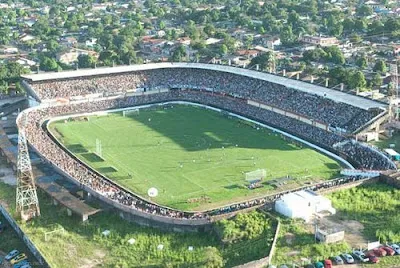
[21,63,388,110]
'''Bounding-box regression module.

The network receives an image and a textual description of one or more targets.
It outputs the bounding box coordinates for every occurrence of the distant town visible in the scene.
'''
[0,0,400,102]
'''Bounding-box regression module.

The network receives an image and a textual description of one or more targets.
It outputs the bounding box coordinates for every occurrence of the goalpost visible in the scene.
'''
[245,169,267,182]
[123,109,140,117]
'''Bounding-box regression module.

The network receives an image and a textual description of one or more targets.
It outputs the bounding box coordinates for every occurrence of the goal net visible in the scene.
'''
[245,169,266,182]
[123,109,140,117]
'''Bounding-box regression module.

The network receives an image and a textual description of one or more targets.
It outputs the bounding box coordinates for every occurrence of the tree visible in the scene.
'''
[99,50,117,66]
[200,247,225,268]
[324,46,345,65]
[371,73,383,88]
[219,44,228,55]
[159,21,166,30]
[203,24,216,36]
[40,57,59,71]
[356,56,367,69]
[250,52,275,71]
[373,60,387,73]
[170,45,187,62]
[78,54,97,68]
[356,5,373,16]
[349,71,367,89]
[349,34,362,44]
[280,25,295,46]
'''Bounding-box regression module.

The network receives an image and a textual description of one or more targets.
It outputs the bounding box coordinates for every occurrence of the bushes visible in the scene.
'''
[215,211,272,243]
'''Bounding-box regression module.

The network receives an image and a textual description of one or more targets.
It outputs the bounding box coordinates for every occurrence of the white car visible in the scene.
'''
[353,250,369,262]
[390,244,400,255]
[4,250,19,261]
[341,253,355,264]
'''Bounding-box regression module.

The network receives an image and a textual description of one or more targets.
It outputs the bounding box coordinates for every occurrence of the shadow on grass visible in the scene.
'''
[80,152,104,163]
[124,105,302,152]
[97,166,118,174]
[67,144,88,154]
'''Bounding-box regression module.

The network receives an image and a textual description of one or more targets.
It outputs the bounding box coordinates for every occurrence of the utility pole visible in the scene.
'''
[390,63,398,121]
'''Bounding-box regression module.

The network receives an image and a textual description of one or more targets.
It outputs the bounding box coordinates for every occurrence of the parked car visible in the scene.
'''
[315,262,324,268]
[10,253,27,265]
[382,246,395,256]
[5,250,19,261]
[341,253,355,264]
[373,248,387,257]
[390,244,400,255]
[304,264,314,268]
[323,259,332,268]
[13,260,29,268]
[353,250,369,262]
[19,264,31,268]
[331,255,344,265]
[366,252,380,263]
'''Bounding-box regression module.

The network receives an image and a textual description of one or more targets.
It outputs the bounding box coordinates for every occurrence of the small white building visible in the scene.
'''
[275,190,336,222]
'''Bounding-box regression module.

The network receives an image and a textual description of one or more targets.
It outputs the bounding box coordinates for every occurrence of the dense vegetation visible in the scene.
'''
[273,218,351,266]
[0,180,277,267]
[215,211,273,243]
[330,182,400,243]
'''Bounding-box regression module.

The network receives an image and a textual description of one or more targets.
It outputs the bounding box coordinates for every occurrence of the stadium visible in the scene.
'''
[18,62,396,230]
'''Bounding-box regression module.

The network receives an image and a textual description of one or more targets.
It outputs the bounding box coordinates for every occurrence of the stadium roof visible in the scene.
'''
[21,62,387,110]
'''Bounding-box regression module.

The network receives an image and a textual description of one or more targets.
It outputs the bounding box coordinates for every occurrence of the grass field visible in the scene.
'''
[49,104,341,211]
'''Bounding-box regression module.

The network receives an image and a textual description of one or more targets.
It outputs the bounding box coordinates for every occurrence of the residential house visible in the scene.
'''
[57,48,98,65]
[61,37,78,47]
[15,57,37,68]
[85,38,97,48]
[301,35,339,47]
[19,34,36,43]
[1,46,18,54]
[235,49,259,59]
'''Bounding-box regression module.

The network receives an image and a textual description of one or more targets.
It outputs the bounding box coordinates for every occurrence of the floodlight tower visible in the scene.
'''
[16,126,40,221]
[390,63,399,121]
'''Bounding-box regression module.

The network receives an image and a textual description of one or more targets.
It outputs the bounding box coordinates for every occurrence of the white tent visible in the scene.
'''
[275,190,336,222]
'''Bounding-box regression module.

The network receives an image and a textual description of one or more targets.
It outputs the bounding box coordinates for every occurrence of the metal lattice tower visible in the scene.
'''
[390,63,399,121]
[16,119,40,221]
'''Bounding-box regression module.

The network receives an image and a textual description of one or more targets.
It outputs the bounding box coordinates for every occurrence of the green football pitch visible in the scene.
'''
[49,104,341,211]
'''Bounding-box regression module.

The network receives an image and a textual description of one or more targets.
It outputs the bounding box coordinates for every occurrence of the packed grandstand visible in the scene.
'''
[19,63,397,224]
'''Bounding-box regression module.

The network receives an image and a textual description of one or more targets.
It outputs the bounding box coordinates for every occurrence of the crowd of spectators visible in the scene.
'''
[29,68,380,133]
[336,140,396,170]
[21,88,395,222]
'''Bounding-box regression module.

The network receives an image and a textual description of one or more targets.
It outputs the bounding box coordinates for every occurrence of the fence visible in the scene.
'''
[0,205,50,267]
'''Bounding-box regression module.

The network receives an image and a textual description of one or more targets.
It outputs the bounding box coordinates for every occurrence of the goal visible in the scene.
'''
[123,109,140,117]
[245,169,267,182]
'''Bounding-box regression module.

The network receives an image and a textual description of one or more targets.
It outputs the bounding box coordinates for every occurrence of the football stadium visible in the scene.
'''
[18,63,396,230]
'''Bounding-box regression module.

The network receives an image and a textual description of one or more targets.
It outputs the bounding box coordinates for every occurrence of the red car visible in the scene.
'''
[366,252,380,264]
[382,246,395,256]
[324,259,332,268]
[373,248,387,257]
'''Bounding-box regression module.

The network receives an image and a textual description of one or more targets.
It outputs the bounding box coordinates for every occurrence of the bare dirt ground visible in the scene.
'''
[321,215,368,249]
[79,249,106,268]
[0,160,16,186]
[0,251,13,268]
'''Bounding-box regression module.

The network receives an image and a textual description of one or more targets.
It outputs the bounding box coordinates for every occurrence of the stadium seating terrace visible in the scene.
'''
[28,68,381,133]
[20,64,396,223]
